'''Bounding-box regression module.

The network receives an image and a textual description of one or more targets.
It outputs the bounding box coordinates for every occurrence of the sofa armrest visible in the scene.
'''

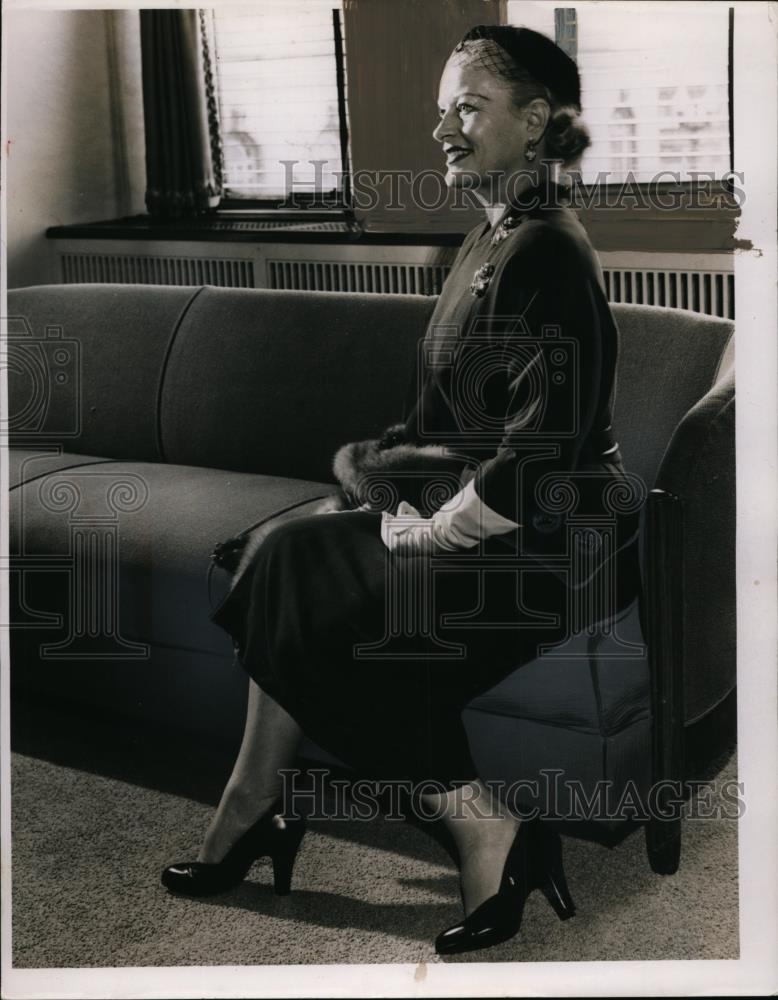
[654,353,736,725]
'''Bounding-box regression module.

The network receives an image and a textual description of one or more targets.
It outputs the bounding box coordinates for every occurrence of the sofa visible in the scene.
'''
[7,284,736,829]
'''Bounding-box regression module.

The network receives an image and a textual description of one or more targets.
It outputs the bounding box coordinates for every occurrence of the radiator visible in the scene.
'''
[598,252,734,319]
[61,252,255,288]
[267,259,450,296]
[55,243,734,319]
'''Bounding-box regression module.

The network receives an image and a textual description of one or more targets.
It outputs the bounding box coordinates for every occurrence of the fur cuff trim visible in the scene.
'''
[332,439,469,515]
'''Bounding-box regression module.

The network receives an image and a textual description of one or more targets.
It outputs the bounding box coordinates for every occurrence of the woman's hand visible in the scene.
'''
[381,502,439,556]
[380,480,521,556]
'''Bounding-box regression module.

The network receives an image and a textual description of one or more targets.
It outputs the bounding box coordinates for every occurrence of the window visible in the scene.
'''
[211,0,348,202]
[506,2,731,185]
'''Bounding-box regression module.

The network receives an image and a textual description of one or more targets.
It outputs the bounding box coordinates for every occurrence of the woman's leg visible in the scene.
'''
[199,511,382,866]
[198,678,303,863]
[420,780,521,916]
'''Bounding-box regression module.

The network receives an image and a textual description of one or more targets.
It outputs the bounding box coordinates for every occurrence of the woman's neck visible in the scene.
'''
[474,164,560,228]
[482,203,509,229]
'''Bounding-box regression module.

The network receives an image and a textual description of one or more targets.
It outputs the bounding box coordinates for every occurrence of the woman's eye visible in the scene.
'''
[457,103,476,115]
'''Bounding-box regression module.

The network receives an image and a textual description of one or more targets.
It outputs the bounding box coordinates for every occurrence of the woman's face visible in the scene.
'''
[433,56,530,196]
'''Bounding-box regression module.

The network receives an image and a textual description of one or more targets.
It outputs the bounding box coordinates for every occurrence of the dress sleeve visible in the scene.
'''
[466,228,606,529]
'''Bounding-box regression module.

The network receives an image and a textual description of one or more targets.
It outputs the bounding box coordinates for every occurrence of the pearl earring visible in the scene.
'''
[524,140,537,163]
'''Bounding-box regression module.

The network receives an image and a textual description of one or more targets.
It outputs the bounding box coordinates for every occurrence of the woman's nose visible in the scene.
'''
[432,110,457,144]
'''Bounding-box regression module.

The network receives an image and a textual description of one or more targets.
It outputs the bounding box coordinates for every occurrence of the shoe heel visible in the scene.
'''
[535,827,576,921]
[271,821,306,896]
[271,852,295,895]
[540,874,576,920]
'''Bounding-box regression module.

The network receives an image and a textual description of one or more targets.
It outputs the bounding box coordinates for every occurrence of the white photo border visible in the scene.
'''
[1,0,776,996]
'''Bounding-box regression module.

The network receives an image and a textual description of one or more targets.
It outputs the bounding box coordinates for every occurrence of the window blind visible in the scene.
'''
[506,2,731,184]
[211,1,346,199]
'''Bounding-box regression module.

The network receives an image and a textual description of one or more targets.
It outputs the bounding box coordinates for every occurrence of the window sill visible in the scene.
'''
[45,214,467,247]
[46,194,741,254]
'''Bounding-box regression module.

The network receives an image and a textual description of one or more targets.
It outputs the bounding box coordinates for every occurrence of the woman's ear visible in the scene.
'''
[522,98,551,140]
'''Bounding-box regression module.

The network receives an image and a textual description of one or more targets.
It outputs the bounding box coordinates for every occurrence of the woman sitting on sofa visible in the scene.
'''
[161,24,641,956]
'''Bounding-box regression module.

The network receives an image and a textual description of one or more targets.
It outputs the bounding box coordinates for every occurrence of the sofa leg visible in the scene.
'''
[645,817,681,875]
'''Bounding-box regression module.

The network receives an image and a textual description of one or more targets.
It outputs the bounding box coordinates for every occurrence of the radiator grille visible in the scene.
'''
[268,257,734,316]
[57,248,734,318]
[602,268,734,319]
[61,253,255,287]
[267,259,451,295]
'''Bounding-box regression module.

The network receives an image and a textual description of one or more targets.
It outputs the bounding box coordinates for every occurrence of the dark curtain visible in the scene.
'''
[140,9,224,218]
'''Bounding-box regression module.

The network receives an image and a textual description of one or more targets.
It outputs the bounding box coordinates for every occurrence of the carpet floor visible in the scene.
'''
[11,746,739,967]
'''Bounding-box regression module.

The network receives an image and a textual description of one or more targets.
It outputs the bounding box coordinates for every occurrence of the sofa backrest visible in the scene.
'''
[610,303,734,489]
[7,284,196,462]
[7,284,435,482]
[157,286,435,482]
[7,285,732,490]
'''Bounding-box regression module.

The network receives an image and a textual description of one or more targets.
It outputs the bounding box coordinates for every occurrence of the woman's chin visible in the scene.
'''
[445,166,480,189]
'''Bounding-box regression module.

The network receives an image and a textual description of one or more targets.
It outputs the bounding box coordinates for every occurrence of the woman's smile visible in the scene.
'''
[444,144,474,165]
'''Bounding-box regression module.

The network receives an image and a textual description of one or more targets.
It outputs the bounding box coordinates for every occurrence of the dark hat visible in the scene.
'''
[459,25,581,110]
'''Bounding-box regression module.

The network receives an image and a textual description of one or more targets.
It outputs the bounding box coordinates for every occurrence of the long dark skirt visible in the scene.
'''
[210,508,641,789]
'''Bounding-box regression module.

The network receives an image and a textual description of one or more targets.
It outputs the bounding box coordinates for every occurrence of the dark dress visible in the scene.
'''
[210,182,642,789]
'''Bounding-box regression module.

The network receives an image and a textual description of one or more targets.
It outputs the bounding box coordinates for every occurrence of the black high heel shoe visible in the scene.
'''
[161,801,306,898]
[434,819,574,955]
[526,820,576,921]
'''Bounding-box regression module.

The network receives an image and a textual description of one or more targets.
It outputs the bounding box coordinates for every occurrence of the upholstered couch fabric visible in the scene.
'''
[8,284,735,810]
[9,285,197,461]
[656,366,736,723]
[610,304,734,489]
[9,453,333,655]
[465,597,651,817]
[158,287,435,480]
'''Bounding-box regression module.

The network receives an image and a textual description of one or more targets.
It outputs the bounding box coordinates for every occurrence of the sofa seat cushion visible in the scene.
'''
[463,712,652,821]
[9,448,114,490]
[8,450,334,657]
[466,599,648,737]
[463,600,651,816]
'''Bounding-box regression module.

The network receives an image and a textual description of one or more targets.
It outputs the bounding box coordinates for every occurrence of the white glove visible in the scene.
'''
[381,480,520,556]
[380,502,437,556]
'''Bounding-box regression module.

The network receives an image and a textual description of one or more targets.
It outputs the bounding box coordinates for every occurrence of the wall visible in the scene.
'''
[5,9,146,288]
[344,0,502,233]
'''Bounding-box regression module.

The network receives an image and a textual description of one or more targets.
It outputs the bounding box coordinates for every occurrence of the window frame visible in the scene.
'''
[214,5,352,214]
[546,5,735,197]
[211,2,736,238]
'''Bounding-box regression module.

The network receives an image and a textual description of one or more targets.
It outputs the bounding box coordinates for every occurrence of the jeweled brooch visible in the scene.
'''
[490,213,521,246]
[469,262,495,298]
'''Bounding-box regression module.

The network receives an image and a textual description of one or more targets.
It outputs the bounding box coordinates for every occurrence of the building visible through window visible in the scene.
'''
[507,1,730,184]
[211,1,731,203]
[211,0,347,202]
